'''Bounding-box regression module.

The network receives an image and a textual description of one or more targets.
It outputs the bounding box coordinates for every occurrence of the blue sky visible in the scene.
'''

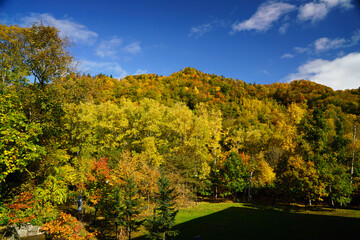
[1,0,360,90]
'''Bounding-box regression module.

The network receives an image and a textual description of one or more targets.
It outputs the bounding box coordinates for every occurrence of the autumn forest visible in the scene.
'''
[1,24,360,239]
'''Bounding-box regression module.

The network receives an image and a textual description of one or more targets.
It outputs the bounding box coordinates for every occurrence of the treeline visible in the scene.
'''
[1,23,360,239]
[55,68,360,206]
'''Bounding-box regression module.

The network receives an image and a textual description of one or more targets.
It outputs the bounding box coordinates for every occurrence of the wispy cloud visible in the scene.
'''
[298,0,353,22]
[281,53,295,59]
[20,13,98,45]
[315,30,360,52]
[295,29,360,54]
[96,37,123,58]
[80,60,128,79]
[279,23,290,34]
[96,38,141,58]
[122,41,141,54]
[283,52,360,90]
[189,24,213,38]
[134,69,148,75]
[231,2,296,33]
[189,18,227,38]
[294,47,311,54]
[314,37,347,52]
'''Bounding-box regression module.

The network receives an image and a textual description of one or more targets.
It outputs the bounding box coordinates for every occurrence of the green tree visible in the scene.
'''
[0,91,45,199]
[104,185,126,240]
[116,175,143,240]
[220,152,249,201]
[298,108,355,206]
[331,118,351,164]
[325,164,353,207]
[145,174,178,240]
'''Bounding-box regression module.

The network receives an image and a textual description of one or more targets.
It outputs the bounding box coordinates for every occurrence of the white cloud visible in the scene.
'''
[298,2,328,22]
[322,0,353,8]
[96,37,123,58]
[294,46,311,54]
[279,23,290,34]
[314,37,346,51]
[122,41,141,54]
[284,52,360,90]
[189,24,213,38]
[281,53,295,59]
[80,60,128,79]
[21,13,98,45]
[231,2,296,33]
[95,38,141,58]
[298,0,353,22]
[261,70,270,75]
[350,29,360,46]
[189,18,227,38]
[292,29,360,55]
[134,69,148,75]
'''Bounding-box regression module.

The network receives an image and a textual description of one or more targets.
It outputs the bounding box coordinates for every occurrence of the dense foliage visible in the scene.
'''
[1,23,360,239]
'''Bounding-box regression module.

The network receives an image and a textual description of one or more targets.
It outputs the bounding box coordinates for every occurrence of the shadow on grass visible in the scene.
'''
[242,202,335,213]
[134,205,360,240]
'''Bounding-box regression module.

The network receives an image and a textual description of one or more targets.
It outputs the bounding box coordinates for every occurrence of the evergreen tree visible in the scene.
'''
[116,176,143,240]
[145,174,178,240]
[104,185,125,239]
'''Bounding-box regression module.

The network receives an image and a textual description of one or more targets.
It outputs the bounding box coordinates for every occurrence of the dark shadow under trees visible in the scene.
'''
[134,205,360,240]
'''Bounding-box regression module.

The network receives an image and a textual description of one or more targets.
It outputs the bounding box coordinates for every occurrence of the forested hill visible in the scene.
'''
[59,67,360,116]
[55,68,360,203]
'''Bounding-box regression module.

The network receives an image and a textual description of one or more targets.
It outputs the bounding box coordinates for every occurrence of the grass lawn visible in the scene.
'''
[134,202,360,240]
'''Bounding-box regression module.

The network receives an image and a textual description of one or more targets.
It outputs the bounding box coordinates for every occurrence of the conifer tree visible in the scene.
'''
[145,174,178,240]
[116,175,143,240]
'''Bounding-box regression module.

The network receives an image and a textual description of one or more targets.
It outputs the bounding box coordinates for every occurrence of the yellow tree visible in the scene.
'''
[111,151,160,206]
[0,23,73,88]
[277,155,326,206]
[0,24,29,85]
[163,102,222,188]
[120,98,168,167]
[63,101,129,159]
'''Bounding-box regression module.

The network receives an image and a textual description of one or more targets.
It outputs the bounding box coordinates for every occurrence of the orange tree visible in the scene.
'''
[7,192,38,226]
[85,158,111,220]
[42,212,96,240]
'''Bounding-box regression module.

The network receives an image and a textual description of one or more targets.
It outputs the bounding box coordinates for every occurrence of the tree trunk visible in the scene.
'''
[248,170,253,201]
[351,125,356,185]
[93,207,98,222]
[128,225,131,240]
[120,228,124,240]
